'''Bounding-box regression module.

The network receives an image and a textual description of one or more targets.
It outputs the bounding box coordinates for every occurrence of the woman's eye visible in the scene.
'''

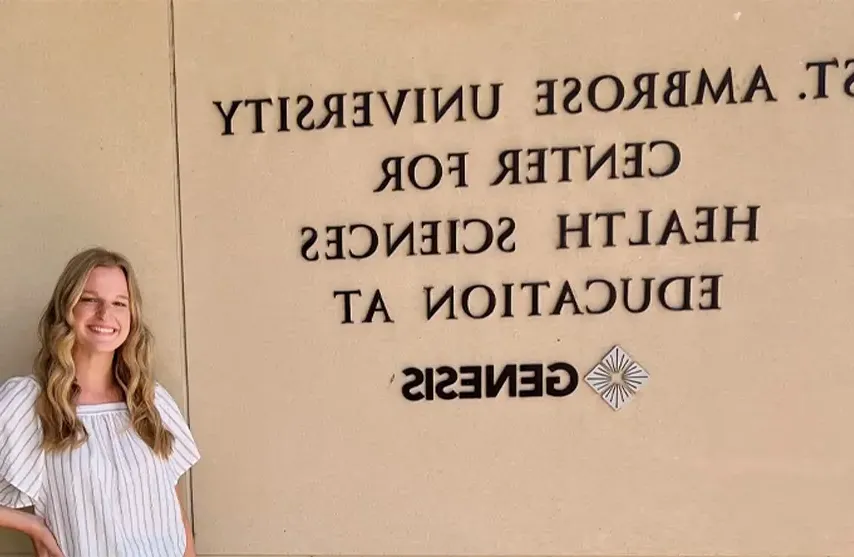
[114,301,128,307]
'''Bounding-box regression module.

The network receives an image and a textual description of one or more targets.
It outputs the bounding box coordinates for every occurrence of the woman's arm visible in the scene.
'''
[176,487,197,557]
[0,506,63,556]
[0,505,41,536]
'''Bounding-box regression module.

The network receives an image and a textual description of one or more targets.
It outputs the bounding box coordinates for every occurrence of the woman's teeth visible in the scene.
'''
[90,326,116,334]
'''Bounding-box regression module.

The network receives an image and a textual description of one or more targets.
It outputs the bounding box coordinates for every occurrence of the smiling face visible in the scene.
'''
[71,265,132,354]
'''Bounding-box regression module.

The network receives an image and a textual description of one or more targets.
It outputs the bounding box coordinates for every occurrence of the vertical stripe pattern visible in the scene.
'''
[0,376,200,557]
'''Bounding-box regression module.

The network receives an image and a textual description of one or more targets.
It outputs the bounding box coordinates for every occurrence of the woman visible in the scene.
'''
[0,247,200,557]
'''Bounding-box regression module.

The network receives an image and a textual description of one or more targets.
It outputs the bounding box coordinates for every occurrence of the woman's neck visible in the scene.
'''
[73,347,123,404]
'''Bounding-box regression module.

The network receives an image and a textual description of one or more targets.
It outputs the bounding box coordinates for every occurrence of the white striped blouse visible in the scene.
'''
[0,375,200,557]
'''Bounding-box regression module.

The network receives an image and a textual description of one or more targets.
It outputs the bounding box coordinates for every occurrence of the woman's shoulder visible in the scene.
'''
[153,381,180,408]
[0,374,41,407]
[0,375,41,436]
[151,380,200,475]
[152,381,190,425]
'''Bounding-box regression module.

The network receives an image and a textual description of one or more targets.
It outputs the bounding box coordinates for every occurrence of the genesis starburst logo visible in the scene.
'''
[584,345,650,410]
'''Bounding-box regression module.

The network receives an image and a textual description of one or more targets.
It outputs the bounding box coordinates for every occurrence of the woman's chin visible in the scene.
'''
[76,337,123,354]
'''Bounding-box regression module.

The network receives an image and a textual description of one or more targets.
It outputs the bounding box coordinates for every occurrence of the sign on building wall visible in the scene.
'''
[174,2,854,555]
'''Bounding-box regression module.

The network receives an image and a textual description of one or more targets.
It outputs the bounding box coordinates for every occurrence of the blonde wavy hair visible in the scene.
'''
[33,247,175,458]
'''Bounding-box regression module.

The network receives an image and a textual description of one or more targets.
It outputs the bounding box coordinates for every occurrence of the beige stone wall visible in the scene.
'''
[2,1,853,556]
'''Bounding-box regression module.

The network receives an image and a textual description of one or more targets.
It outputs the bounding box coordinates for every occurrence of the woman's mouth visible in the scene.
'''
[88,325,118,335]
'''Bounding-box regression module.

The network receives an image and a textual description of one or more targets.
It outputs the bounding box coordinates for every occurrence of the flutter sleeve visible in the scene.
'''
[154,383,201,485]
[0,376,43,508]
